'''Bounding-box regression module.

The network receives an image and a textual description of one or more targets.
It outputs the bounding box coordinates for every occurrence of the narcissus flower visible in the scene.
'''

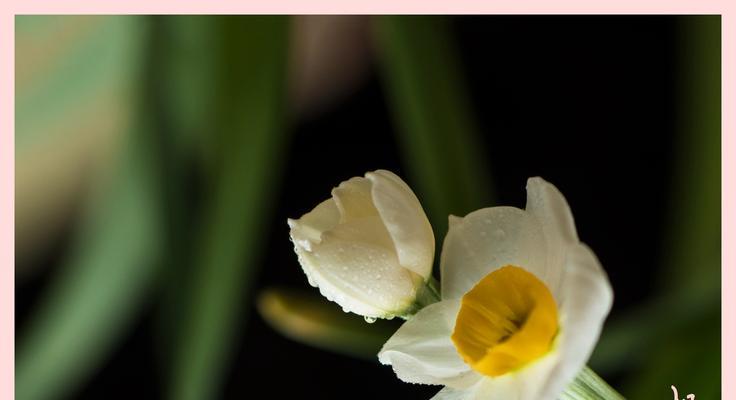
[288,170,435,320]
[378,177,613,399]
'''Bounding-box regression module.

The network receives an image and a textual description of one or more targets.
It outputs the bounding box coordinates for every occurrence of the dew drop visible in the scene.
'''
[364,316,377,323]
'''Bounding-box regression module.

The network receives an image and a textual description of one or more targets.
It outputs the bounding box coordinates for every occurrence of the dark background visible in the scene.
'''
[18,16,704,399]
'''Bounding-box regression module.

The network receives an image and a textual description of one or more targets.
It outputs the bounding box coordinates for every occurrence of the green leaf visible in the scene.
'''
[660,16,720,295]
[618,16,721,399]
[15,17,156,400]
[15,16,144,263]
[374,16,493,238]
[149,16,222,169]
[15,16,141,149]
[591,16,720,394]
[590,293,718,373]
[621,310,720,400]
[16,17,155,400]
[167,16,291,400]
[146,16,222,370]
[16,126,164,400]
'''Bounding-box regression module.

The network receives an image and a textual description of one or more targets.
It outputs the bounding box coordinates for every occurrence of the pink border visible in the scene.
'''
[4,3,732,400]
[723,11,733,400]
[3,10,14,400]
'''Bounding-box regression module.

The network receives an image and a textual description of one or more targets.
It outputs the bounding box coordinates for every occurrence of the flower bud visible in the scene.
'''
[288,170,435,319]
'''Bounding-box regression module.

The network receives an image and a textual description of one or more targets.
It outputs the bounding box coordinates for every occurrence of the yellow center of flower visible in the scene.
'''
[451,265,559,377]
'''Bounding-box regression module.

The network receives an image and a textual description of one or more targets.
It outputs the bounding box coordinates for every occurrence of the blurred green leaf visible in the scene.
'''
[146,16,220,370]
[15,17,156,400]
[621,309,720,400]
[591,16,720,393]
[660,16,721,295]
[257,287,397,360]
[374,16,493,238]
[619,16,721,398]
[15,16,139,149]
[151,16,221,169]
[15,16,142,264]
[167,17,290,400]
[591,293,718,372]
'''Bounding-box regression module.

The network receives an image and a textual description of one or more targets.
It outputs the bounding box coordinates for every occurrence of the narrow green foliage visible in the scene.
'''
[375,16,493,238]
[168,17,291,400]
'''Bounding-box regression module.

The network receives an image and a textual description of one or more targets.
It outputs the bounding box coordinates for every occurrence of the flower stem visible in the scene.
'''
[402,276,442,319]
[560,366,625,400]
[425,276,442,302]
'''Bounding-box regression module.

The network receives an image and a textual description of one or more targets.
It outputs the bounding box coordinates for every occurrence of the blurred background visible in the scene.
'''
[15,15,720,400]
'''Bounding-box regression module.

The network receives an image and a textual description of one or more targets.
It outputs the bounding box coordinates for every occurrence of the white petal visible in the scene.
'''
[331,176,377,222]
[287,198,340,250]
[537,243,613,400]
[299,217,419,318]
[320,213,394,250]
[431,381,484,400]
[432,386,471,400]
[448,214,463,229]
[291,243,387,318]
[440,207,548,299]
[367,170,435,279]
[379,300,481,388]
[466,350,560,400]
[525,177,579,295]
[525,177,578,244]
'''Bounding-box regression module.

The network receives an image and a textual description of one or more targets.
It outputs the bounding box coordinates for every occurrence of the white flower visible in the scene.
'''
[378,177,613,399]
[288,170,435,319]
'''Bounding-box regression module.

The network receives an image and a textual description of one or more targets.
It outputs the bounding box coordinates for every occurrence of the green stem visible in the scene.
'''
[560,367,625,400]
[167,17,289,400]
[425,276,442,302]
[405,276,442,319]
[374,16,494,240]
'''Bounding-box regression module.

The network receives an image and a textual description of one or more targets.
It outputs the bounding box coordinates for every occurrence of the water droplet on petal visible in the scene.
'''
[364,316,377,323]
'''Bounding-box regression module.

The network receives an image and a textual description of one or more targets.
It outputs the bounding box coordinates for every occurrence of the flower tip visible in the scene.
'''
[526,176,547,188]
[367,168,387,174]
[364,169,393,184]
[376,342,399,367]
[376,350,390,366]
[448,214,463,229]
